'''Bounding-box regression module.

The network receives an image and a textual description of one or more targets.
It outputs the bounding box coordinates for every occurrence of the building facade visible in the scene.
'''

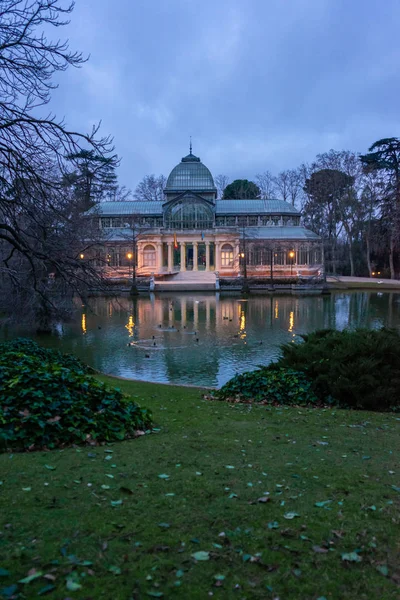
[90,150,323,279]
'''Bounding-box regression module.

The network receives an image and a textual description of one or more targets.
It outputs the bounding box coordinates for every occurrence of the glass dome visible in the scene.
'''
[165,152,216,192]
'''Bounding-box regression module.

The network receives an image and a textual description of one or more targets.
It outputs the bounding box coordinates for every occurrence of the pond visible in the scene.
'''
[3,291,400,387]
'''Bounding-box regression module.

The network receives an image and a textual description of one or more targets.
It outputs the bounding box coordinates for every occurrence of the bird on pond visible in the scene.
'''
[196,338,199,342]
[152,335,155,339]
[153,342,157,346]
[145,354,150,358]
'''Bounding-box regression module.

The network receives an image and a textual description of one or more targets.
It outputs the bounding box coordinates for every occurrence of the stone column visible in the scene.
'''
[167,242,173,271]
[235,240,240,273]
[193,241,198,271]
[137,243,142,271]
[157,242,163,273]
[180,242,186,272]
[215,242,221,271]
[205,242,210,271]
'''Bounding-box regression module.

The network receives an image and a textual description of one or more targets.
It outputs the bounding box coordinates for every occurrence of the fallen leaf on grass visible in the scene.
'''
[341,552,362,562]
[44,465,56,471]
[158,523,170,529]
[268,521,279,529]
[376,565,389,577]
[0,569,10,577]
[66,576,82,591]
[37,584,55,595]
[158,474,170,479]
[108,566,121,575]
[19,571,43,584]
[0,585,17,597]
[284,512,300,519]
[110,500,123,507]
[119,486,134,495]
[192,551,210,561]
[147,592,163,598]
[315,501,332,508]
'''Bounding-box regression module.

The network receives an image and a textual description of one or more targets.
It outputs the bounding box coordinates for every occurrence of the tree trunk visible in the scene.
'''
[389,233,395,279]
[348,239,355,276]
[331,238,337,274]
[365,234,372,277]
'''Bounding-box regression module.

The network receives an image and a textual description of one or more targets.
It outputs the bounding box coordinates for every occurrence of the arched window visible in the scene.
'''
[143,244,156,267]
[221,243,234,267]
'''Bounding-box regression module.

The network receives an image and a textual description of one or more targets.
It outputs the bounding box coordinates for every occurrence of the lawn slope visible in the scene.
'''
[0,376,399,599]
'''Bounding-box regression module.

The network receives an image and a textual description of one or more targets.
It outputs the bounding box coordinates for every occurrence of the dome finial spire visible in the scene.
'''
[189,136,192,155]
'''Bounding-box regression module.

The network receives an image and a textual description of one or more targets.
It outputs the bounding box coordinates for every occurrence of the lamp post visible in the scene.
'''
[79,253,84,260]
[127,252,132,280]
[288,250,295,277]
[240,251,250,294]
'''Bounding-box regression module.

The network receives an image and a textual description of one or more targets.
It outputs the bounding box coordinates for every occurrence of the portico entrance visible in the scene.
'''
[184,242,214,271]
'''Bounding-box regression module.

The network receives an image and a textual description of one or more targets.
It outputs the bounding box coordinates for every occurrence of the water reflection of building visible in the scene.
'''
[72,292,400,386]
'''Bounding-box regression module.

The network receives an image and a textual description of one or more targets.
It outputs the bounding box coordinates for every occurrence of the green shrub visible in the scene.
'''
[216,367,318,405]
[0,351,152,451]
[0,337,94,374]
[276,328,400,411]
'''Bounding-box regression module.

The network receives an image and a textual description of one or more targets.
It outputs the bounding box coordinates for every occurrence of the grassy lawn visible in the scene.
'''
[0,376,399,600]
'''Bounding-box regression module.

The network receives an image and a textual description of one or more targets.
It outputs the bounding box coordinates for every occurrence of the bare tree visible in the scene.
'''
[255,171,276,199]
[105,184,132,202]
[273,171,290,202]
[214,174,230,199]
[0,0,115,329]
[134,174,166,202]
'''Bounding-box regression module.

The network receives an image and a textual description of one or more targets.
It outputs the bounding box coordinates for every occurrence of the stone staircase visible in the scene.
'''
[155,270,216,291]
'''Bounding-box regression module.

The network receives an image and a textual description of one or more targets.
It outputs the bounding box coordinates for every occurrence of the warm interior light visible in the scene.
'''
[127,253,132,260]
[377,271,381,275]
[372,272,375,275]
[79,253,84,259]
[240,252,245,258]
[289,251,295,258]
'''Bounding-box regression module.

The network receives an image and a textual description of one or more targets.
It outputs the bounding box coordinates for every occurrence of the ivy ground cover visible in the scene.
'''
[0,376,399,599]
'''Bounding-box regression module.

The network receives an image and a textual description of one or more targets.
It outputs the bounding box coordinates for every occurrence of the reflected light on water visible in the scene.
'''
[239,309,246,340]
[274,300,279,319]
[81,313,87,335]
[288,311,294,332]
[125,315,134,337]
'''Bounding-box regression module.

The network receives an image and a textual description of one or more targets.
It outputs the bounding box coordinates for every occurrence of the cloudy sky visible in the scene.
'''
[50,0,400,190]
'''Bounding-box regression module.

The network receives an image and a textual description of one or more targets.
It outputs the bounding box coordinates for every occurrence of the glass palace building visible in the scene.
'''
[90,150,323,279]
